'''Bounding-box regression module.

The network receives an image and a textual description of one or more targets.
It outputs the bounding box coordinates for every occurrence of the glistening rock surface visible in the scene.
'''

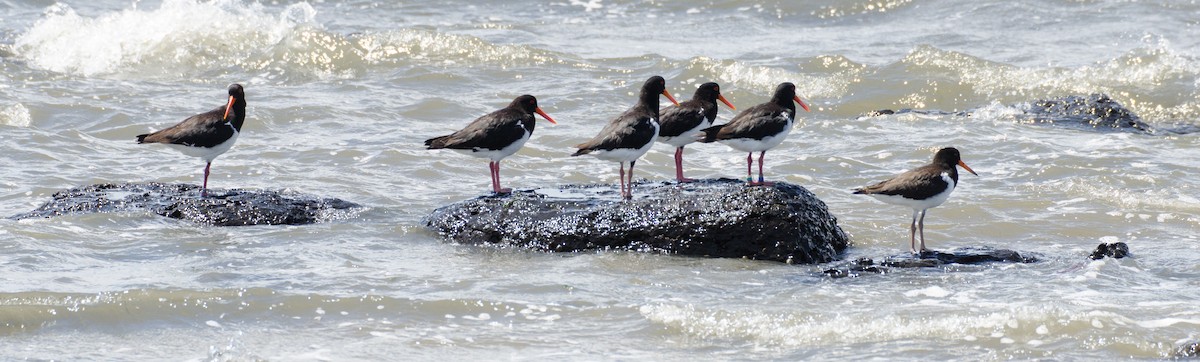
[1089,242,1130,260]
[424,179,850,264]
[865,93,1200,134]
[11,182,361,226]
[1024,93,1154,133]
[821,247,1041,278]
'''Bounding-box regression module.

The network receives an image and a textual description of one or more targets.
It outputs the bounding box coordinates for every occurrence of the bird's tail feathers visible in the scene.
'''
[695,124,724,143]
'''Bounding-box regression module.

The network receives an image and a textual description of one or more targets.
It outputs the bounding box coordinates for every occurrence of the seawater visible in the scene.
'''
[1,0,1199,360]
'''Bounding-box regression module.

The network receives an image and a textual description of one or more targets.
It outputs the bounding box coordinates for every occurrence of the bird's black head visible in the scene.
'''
[769,82,810,112]
[770,82,796,103]
[640,76,679,107]
[694,82,736,110]
[228,84,245,100]
[934,147,978,176]
[694,82,721,101]
[512,94,539,113]
[512,94,557,124]
[223,83,247,129]
[642,76,667,97]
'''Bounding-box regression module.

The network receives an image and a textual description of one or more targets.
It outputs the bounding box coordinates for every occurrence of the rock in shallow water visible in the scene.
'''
[821,247,1040,278]
[1025,93,1154,133]
[11,183,361,226]
[424,179,850,264]
[865,93,1197,134]
[1089,242,1130,260]
[1176,340,1200,358]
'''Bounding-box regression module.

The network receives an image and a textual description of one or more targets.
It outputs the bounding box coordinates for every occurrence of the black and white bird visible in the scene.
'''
[572,76,679,199]
[697,82,809,186]
[424,95,557,195]
[853,147,978,254]
[136,84,247,197]
[657,82,736,182]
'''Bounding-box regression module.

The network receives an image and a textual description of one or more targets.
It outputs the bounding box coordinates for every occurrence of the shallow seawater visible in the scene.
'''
[2,0,1199,360]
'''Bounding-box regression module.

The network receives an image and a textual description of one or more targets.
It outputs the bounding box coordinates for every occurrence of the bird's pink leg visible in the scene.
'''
[918,210,929,252]
[618,163,627,199]
[627,160,637,199]
[909,209,919,254]
[749,151,774,186]
[201,162,211,197]
[491,161,511,194]
[674,147,694,183]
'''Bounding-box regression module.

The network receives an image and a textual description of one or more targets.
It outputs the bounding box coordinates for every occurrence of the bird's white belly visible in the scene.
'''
[457,131,530,162]
[657,117,711,148]
[166,132,238,163]
[869,174,957,211]
[591,121,658,163]
[721,126,792,152]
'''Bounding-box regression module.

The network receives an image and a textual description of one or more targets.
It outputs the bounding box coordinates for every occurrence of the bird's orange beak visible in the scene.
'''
[535,107,557,125]
[958,160,978,176]
[222,95,235,120]
[717,94,736,110]
[794,95,811,112]
[662,89,680,106]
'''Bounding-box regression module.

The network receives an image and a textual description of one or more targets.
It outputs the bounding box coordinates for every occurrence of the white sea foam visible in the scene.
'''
[639,303,1065,347]
[15,0,319,78]
[0,103,31,127]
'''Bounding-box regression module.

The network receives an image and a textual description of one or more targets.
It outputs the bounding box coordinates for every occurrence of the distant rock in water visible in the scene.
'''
[424,179,850,264]
[1089,242,1129,260]
[11,183,361,226]
[1023,93,1153,133]
[822,247,1039,278]
[865,93,1199,134]
[1176,340,1200,358]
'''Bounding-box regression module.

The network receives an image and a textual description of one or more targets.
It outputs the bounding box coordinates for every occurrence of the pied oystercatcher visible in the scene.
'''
[572,76,679,199]
[424,95,557,195]
[697,82,809,186]
[853,147,978,254]
[657,82,736,182]
[136,83,247,197]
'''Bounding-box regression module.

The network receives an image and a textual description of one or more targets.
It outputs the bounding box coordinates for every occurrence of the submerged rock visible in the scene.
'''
[1176,340,1200,358]
[1024,93,1153,133]
[821,247,1039,278]
[865,93,1196,134]
[11,183,361,226]
[424,179,850,264]
[1089,242,1130,260]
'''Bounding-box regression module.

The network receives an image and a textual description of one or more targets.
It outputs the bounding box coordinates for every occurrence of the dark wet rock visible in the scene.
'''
[822,247,1039,278]
[1089,242,1130,260]
[1176,340,1200,358]
[10,182,361,226]
[864,93,1200,134]
[821,258,889,278]
[863,109,968,118]
[1024,93,1153,133]
[424,178,849,264]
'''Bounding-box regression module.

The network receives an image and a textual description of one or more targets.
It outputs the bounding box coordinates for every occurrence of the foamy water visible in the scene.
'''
[2,0,1199,360]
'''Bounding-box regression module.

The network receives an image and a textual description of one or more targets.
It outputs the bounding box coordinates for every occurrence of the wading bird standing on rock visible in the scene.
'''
[853,147,978,254]
[136,84,247,198]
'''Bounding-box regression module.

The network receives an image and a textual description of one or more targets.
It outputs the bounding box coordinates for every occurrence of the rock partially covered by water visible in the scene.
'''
[821,247,1039,278]
[864,93,1178,134]
[11,183,361,226]
[1176,340,1200,358]
[1089,242,1130,260]
[1024,93,1153,133]
[424,179,850,264]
